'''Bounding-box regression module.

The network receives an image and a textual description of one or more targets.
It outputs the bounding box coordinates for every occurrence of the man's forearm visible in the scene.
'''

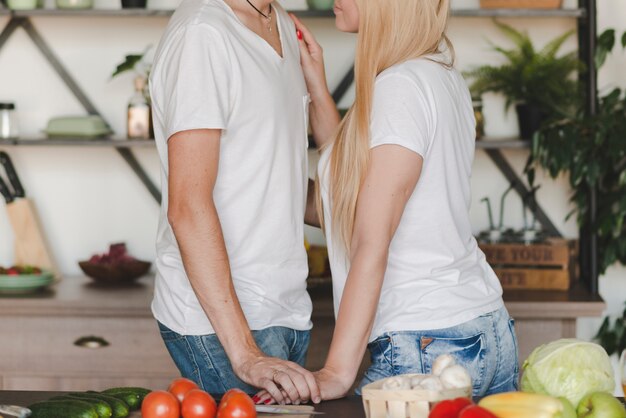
[170,202,262,368]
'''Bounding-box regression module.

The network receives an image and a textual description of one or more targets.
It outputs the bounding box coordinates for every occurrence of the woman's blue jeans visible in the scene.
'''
[357,306,519,398]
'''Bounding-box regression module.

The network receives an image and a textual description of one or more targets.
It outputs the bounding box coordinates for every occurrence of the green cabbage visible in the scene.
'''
[521,338,615,407]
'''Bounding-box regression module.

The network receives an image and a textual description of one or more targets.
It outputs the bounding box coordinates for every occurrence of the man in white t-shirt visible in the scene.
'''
[149,0,319,403]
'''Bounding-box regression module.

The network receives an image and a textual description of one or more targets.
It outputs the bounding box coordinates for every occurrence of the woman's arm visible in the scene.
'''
[317,144,424,399]
[291,15,341,148]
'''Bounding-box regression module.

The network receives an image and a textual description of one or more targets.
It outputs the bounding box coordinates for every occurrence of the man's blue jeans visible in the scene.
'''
[158,322,310,394]
[357,306,519,398]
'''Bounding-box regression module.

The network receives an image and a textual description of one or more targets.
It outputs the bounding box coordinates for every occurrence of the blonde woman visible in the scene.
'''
[263,0,519,402]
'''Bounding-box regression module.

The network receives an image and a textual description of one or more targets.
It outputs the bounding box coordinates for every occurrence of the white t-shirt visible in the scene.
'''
[319,56,504,342]
[149,0,312,335]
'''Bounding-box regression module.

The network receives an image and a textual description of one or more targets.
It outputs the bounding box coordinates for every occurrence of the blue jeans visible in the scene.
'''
[357,306,519,399]
[158,322,310,394]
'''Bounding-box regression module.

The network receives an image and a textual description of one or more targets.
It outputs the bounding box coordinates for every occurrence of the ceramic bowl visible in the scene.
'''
[7,0,38,10]
[78,260,151,285]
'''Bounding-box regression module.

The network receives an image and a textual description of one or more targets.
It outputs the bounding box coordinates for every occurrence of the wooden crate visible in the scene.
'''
[479,238,578,290]
[480,0,562,9]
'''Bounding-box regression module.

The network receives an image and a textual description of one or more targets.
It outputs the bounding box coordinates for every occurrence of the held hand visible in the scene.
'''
[253,366,352,404]
[290,14,330,100]
[234,353,321,405]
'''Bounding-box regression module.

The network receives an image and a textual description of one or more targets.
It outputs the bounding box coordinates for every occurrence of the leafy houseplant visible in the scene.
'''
[464,21,582,139]
[531,29,626,275]
[112,46,152,100]
[595,302,626,357]
[528,28,626,356]
[112,47,153,139]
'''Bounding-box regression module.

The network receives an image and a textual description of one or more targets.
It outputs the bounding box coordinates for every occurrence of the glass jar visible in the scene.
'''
[0,103,19,139]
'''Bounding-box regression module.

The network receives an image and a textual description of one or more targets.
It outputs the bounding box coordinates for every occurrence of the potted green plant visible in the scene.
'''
[530,29,626,276]
[112,47,153,139]
[528,27,626,364]
[464,21,582,139]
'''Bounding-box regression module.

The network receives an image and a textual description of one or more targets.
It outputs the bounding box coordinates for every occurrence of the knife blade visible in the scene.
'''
[0,405,31,418]
[255,405,324,415]
[0,152,25,198]
[0,175,13,204]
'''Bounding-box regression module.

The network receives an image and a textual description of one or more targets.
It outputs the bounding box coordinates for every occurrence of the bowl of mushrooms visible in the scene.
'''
[361,355,472,418]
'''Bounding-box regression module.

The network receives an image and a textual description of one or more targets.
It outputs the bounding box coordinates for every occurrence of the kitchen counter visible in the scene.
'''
[0,276,607,391]
[0,276,156,318]
[0,391,366,418]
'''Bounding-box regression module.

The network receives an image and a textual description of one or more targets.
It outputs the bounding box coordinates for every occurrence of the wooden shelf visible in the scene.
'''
[452,8,585,18]
[0,137,532,150]
[0,137,156,147]
[2,8,585,18]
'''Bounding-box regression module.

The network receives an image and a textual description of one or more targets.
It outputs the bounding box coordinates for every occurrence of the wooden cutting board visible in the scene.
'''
[6,198,60,277]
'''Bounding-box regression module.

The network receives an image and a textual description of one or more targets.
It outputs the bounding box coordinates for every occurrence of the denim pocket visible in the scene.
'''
[368,335,393,368]
[420,332,486,392]
[158,321,184,343]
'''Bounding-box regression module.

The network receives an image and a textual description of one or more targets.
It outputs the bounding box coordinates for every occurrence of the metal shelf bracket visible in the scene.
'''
[0,16,161,203]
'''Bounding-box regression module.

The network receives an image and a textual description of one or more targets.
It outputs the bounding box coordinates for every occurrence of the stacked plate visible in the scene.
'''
[0,271,54,294]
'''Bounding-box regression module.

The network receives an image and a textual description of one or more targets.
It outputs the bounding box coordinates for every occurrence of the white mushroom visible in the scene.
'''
[432,354,456,376]
[409,375,426,389]
[382,376,411,390]
[440,364,472,389]
[417,375,444,391]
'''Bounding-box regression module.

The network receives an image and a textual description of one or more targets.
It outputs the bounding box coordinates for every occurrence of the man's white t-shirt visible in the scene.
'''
[149,0,312,335]
[319,56,504,342]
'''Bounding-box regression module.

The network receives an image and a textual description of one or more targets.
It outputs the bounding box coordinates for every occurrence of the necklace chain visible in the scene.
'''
[245,0,273,32]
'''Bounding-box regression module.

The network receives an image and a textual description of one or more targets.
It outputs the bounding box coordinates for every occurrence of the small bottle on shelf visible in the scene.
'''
[127,76,152,140]
[0,102,19,139]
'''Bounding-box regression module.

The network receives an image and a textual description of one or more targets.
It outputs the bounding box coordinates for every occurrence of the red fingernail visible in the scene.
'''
[252,395,259,403]
[264,399,272,404]
[296,30,303,40]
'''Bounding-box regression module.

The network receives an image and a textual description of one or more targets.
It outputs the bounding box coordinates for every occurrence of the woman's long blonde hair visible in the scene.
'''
[321,0,453,253]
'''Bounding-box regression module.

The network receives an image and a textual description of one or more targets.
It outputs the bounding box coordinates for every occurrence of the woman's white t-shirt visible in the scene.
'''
[149,0,312,335]
[319,57,504,342]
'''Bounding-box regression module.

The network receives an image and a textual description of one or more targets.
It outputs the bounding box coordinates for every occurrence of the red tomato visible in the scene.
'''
[141,390,180,418]
[429,397,473,418]
[217,389,256,418]
[168,377,199,402]
[181,389,217,418]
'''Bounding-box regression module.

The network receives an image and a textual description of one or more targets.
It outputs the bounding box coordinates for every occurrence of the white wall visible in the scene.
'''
[0,0,624,372]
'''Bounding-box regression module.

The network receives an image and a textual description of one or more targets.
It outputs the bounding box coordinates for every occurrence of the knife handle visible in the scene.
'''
[0,176,14,204]
[0,151,25,198]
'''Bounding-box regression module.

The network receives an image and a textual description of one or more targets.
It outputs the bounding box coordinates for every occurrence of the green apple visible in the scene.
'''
[577,392,626,418]
[558,397,576,418]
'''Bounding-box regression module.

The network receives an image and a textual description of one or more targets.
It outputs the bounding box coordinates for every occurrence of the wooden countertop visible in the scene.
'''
[0,391,366,418]
[0,276,155,318]
[0,275,605,320]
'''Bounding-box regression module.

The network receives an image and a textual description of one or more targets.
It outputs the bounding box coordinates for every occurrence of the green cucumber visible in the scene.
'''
[100,391,140,411]
[29,400,99,418]
[50,395,112,418]
[101,387,151,399]
[69,393,129,418]
[101,387,151,409]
